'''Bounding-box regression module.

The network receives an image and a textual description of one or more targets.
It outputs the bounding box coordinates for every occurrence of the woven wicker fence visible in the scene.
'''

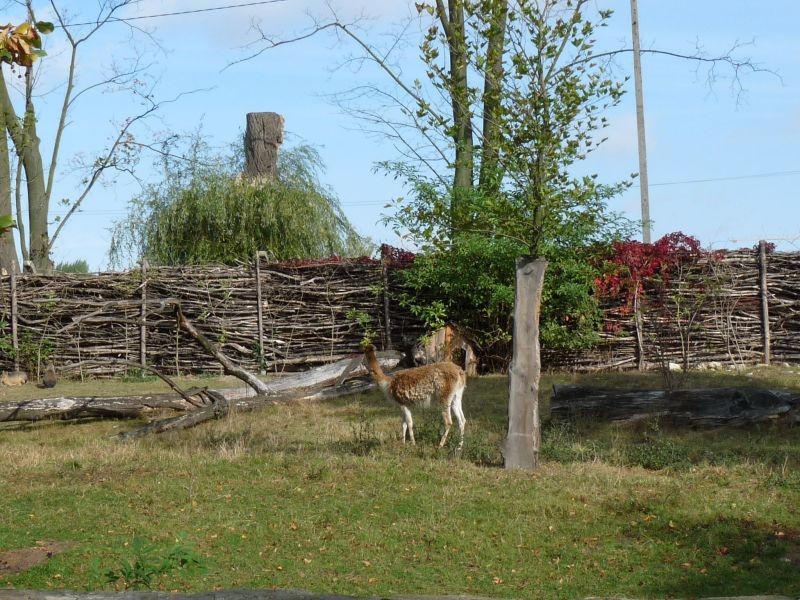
[543,245,800,370]
[0,255,423,378]
[1,245,798,377]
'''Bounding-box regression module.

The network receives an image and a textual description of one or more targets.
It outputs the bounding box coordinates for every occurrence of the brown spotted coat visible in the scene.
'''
[364,344,466,448]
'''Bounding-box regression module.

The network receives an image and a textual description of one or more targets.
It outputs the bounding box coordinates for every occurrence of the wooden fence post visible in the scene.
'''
[255,251,266,373]
[10,263,18,371]
[140,258,148,370]
[381,250,393,350]
[758,240,771,365]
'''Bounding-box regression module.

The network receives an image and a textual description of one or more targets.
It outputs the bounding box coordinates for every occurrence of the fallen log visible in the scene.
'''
[118,380,376,440]
[0,389,212,422]
[171,303,401,395]
[550,384,800,426]
[174,303,272,395]
[0,356,400,424]
[117,390,231,439]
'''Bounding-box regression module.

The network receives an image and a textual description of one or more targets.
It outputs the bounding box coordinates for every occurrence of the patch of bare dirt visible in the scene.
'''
[0,540,76,574]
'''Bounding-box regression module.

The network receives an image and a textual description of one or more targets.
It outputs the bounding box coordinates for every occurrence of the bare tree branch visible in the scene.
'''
[47,87,210,252]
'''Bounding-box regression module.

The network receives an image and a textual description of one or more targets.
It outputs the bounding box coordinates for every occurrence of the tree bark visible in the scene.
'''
[435,0,474,222]
[504,256,547,470]
[0,391,209,422]
[477,0,508,197]
[244,112,284,181]
[0,106,20,274]
[0,67,51,273]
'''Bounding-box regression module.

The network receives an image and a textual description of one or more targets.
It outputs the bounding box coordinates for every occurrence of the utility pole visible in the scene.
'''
[630,0,651,243]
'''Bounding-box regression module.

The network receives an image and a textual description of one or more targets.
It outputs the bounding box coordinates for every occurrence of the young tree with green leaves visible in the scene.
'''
[245,0,629,469]
[391,0,628,468]
[240,0,765,470]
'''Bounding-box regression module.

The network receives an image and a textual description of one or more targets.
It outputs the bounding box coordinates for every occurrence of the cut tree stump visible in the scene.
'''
[550,385,800,426]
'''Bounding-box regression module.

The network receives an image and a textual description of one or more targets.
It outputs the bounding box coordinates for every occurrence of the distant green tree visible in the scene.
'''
[55,258,89,273]
[109,137,372,268]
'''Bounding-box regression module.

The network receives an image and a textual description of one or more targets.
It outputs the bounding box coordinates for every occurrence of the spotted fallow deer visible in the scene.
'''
[363,344,466,449]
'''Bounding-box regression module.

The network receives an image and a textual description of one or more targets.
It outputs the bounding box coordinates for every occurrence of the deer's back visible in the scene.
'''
[388,362,465,407]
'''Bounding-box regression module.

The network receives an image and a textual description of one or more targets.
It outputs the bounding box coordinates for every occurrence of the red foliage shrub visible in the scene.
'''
[594,232,705,315]
[380,244,416,267]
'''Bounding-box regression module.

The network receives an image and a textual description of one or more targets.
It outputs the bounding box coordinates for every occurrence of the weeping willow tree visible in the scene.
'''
[109,138,372,268]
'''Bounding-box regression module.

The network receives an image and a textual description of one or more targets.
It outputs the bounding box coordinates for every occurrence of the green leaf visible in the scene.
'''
[35,21,55,34]
[0,214,17,231]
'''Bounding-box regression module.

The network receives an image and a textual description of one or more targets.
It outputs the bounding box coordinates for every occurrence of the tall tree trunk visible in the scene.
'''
[504,256,547,470]
[22,68,51,273]
[436,0,474,229]
[0,109,20,274]
[0,67,50,273]
[478,0,508,197]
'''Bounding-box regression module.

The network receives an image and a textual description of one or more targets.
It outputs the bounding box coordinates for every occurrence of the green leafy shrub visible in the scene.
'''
[397,231,614,370]
[103,535,206,590]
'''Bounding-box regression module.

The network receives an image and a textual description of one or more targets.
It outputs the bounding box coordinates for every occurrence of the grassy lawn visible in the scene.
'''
[0,367,798,598]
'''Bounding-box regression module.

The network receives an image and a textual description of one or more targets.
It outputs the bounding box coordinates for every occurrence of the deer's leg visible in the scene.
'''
[452,388,466,449]
[400,405,415,444]
[439,401,453,448]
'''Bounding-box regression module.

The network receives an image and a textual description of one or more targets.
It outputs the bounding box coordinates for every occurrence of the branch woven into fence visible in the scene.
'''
[544,249,789,370]
[2,247,799,377]
[0,258,424,378]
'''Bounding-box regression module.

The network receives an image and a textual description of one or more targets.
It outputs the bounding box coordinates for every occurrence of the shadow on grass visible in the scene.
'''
[636,517,800,598]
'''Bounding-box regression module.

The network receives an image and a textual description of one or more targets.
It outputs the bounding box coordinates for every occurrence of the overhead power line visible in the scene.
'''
[56,0,285,28]
[634,169,800,188]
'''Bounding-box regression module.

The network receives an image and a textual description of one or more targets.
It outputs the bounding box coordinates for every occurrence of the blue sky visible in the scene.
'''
[6,0,800,270]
